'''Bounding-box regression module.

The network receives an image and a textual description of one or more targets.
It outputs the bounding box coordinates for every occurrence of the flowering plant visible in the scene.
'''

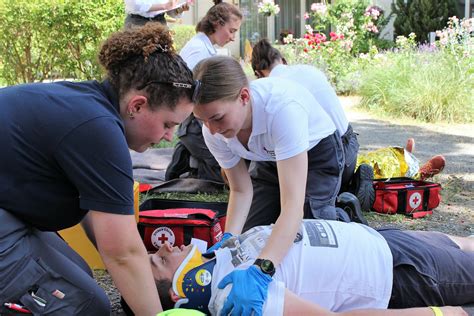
[436,17,473,50]
[258,0,280,17]
[363,5,384,34]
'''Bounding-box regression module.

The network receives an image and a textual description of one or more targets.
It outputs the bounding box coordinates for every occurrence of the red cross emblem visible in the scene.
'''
[151,227,175,249]
[157,233,168,244]
[409,192,422,209]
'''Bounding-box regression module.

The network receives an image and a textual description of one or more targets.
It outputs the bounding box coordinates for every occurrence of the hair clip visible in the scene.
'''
[192,80,201,103]
[156,44,169,53]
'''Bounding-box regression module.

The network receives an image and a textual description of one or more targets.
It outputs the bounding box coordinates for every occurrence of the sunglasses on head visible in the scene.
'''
[137,80,202,103]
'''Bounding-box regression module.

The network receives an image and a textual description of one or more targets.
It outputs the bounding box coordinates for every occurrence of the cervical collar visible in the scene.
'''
[172,245,216,314]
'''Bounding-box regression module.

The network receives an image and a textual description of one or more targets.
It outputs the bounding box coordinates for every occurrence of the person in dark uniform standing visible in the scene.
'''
[0,23,195,315]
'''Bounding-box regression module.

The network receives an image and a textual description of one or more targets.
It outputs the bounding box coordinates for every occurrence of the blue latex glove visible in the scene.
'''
[218,265,272,316]
[204,232,233,255]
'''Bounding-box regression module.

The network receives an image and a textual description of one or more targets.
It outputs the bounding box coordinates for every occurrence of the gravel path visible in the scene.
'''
[343,96,473,238]
[101,96,474,315]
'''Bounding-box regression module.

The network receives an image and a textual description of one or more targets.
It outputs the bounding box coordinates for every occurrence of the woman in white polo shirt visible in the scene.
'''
[166,0,243,182]
[191,55,346,315]
[180,0,242,70]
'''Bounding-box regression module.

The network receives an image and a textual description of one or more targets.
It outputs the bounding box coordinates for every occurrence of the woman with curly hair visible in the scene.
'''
[0,23,195,315]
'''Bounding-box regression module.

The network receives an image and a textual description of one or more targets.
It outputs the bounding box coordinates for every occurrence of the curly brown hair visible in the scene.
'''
[251,38,285,73]
[196,1,242,35]
[98,23,194,111]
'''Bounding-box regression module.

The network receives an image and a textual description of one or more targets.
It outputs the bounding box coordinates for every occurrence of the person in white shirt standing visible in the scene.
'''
[251,39,374,214]
[189,55,350,315]
[166,0,243,183]
[124,0,189,28]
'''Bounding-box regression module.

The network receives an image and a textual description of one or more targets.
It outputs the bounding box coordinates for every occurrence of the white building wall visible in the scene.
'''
[374,0,395,40]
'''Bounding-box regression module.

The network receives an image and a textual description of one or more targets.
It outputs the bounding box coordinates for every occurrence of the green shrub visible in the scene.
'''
[358,46,473,123]
[278,42,365,95]
[170,24,196,52]
[306,0,390,54]
[277,0,392,94]
[392,0,459,43]
[0,0,124,84]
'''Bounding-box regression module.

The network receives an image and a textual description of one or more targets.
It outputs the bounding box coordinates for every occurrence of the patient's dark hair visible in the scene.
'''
[121,279,174,315]
[156,278,175,310]
[251,38,285,73]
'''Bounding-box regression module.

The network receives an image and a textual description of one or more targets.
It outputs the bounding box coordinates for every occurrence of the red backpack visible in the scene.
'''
[372,177,442,218]
[138,208,223,251]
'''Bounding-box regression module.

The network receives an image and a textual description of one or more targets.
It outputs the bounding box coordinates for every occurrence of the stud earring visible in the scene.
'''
[128,112,134,119]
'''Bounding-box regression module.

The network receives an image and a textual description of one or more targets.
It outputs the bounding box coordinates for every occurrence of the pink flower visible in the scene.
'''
[304,12,310,20]
[311,3,327,15]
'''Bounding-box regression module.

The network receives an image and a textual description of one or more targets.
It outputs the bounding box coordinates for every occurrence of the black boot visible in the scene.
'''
[336,192,369,226]
[350,164,375,212]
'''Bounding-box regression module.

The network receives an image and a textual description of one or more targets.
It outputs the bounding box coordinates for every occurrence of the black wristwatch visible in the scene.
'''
[254,258,275,277]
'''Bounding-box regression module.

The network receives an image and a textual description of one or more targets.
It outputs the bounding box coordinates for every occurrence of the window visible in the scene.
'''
[239,0,268,56]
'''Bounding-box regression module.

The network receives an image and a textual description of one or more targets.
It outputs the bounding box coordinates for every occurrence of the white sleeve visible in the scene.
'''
[202,125,241,169]
[124,0,152,14]
[271,103,310,160]
[263,280,285,316]
[182,49,212,71]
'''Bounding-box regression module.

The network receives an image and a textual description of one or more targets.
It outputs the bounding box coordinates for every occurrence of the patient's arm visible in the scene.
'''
[282,289,467,316]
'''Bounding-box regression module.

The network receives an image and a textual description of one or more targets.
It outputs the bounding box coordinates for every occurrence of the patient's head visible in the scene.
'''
[150,243,194,309]
[150,243,194,281]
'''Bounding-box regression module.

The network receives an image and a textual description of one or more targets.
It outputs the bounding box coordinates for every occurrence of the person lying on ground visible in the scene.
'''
[357,138,446,180]
[137,218,473,316]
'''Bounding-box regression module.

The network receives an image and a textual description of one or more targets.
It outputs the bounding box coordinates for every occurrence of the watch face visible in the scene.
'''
[261,260,273,272]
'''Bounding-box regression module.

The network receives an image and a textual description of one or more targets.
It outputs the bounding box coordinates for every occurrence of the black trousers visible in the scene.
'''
[379,229,474,307]
[0,208,110,315]
[340,124,360,192]
[243,132,345,232]
[124,13,167,28]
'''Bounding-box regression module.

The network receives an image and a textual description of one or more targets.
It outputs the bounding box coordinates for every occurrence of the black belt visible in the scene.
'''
[129,13,165,21]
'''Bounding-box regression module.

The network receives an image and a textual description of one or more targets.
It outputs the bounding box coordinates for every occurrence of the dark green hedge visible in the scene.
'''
[0,0,124,84]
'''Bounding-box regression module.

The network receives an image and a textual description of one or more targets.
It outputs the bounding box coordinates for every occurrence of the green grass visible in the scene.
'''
[152,132,179,149]
[140,191,229,203]
[357,50,474,123]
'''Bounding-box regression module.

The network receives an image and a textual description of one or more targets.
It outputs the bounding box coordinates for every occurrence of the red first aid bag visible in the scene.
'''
[138,208,223,252]
[372,177,442,218]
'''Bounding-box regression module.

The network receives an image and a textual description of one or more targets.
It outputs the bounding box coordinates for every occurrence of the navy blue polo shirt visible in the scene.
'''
[0,80,134,231]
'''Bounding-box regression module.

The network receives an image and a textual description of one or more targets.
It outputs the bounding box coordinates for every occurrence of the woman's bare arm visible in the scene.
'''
[258,152,307,265]
[222,159,254,235]
[88,211,162,315]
